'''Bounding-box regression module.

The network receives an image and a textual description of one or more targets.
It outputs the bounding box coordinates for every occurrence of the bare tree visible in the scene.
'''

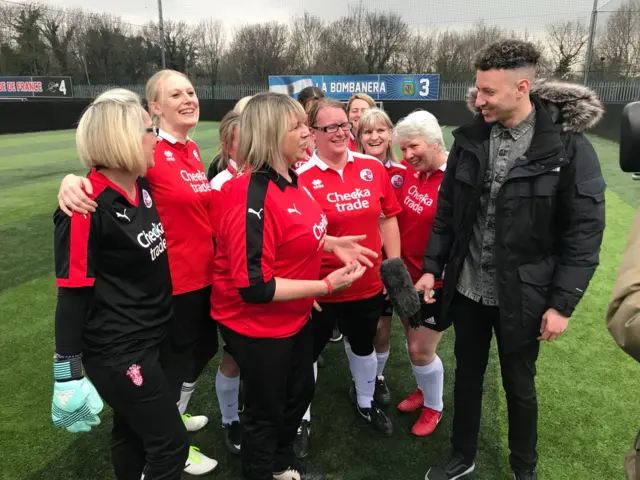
[362,11,409,73]
[194,19,225,85]
[41,9,76,75]
[288,13,324,74]
[401,31,437,73]
[221,22,291,84]
[315,16,365,75]
[593,0,640,79]
[545,19,589,79]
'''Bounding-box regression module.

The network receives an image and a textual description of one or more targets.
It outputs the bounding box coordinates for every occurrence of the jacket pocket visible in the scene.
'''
[576,176,606,203]
[517,259,556,327]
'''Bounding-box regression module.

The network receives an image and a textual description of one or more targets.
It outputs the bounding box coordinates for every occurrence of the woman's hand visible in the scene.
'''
[324,262,366,293]
[328,235,378,268]
[58,174,97,217]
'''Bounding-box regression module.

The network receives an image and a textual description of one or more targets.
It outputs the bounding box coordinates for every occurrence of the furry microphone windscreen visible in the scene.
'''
[379,258,422,321]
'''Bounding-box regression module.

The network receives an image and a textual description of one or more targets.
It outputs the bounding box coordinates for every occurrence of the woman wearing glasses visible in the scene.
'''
[55,70,218,476]
[51,88,191,480]
[294,99,402,456]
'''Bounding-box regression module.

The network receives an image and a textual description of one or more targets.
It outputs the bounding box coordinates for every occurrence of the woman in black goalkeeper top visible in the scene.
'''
[51,89,213,480]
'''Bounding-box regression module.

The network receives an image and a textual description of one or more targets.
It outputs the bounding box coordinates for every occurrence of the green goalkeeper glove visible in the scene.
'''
[52,354,103,433]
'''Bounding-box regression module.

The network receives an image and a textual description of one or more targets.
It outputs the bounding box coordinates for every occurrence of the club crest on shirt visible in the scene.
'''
[142,189,153,208]
[360,168,374,182]
[126,364,144,387]
[192,149,200,162]
[391,174,404,188]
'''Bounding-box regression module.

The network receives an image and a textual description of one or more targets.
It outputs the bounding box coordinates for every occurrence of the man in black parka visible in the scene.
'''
[417,40,606,480]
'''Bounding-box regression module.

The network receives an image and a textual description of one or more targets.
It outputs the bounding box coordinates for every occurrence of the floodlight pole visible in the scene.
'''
[583,0,599,86]
[158,0,166,69]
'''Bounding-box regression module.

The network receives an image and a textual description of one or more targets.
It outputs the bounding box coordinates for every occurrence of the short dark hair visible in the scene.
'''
[297,86,324,110]
[474,39,540,71]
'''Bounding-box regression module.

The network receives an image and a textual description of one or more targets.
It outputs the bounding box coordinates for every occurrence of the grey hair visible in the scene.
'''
[393,110,445,150]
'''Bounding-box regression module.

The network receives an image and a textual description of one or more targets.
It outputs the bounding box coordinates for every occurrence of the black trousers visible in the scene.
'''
[219,320,315,480]
[167,286,218,392]
[449,292,540,472]
[84,346,189,480]
[311,291,385,360]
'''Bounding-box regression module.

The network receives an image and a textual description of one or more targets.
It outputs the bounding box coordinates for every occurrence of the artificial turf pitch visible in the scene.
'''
[0,123,638,479]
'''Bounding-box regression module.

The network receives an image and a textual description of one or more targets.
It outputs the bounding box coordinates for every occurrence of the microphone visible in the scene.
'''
[380,258,423,329]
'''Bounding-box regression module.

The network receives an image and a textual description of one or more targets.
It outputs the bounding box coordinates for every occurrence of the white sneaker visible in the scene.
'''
[184,446,218,476]
[273,468,301,480]
[182,414,209,432]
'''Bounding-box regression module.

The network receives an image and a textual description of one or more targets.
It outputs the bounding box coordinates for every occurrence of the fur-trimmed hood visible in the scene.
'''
[466,79,604,133]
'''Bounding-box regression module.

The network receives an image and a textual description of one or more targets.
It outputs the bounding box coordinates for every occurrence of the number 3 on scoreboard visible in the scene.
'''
[59,80,67,95]
[419,78,429,97]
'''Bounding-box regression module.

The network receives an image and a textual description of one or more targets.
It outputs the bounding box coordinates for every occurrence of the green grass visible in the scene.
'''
[0,122,638,480]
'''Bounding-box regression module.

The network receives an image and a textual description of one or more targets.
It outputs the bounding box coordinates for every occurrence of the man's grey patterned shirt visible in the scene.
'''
[456,107,536,306]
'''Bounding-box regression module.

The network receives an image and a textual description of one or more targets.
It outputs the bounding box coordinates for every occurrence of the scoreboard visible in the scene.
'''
[0,76,73,99]
[269,74,440,101]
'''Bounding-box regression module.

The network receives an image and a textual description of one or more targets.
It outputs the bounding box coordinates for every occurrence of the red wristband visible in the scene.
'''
[322,277,333,295]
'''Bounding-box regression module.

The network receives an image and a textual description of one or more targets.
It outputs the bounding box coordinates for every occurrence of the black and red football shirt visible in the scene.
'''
[53,170,173,359]
[296,150,402,302]
[211,166,327,338]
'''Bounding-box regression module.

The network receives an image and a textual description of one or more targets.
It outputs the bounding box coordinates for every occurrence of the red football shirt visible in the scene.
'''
[211,167,327,338]
[146,130,214,295]
[297,150,402,302]
[396,162,447,283]
[384,159,407,203]
[347,135,357,152]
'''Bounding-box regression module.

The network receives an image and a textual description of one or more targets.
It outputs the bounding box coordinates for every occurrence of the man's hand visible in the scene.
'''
[538,308,569,342]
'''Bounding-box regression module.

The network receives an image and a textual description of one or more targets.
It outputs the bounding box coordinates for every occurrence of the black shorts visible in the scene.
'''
[381,298,394,317]
[416,288,451,332]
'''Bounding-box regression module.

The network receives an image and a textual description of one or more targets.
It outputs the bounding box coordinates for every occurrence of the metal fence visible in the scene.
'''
[72,80,640,104]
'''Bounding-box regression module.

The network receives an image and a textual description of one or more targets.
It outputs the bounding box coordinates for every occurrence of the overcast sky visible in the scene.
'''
[37,0,615,38]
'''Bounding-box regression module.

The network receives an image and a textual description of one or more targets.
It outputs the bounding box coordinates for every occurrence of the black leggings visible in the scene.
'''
[84,347,189,480]
[311,291,385,359]
[219,321,315,480]
[166,286,218,395]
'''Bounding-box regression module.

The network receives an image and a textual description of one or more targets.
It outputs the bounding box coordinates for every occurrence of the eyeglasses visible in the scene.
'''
[312,122,353,134]
[145,126,160,136]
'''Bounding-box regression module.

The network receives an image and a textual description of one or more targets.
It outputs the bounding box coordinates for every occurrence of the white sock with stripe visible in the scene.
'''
[178,381,196,415]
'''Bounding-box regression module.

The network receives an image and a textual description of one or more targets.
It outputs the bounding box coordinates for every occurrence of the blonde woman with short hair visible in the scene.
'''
[51,89,193,480]
[346,93,376,150]
[212,92,376,480]
[55,70,218,474]
[353,108,407,408]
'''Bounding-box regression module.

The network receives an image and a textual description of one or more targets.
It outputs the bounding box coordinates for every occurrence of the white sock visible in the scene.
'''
[376,350,389,377]
[411,355,444,412]
[302,362,318,422]
[178,381,196,415]
[349,350,377,409]
[215,369,240,425]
